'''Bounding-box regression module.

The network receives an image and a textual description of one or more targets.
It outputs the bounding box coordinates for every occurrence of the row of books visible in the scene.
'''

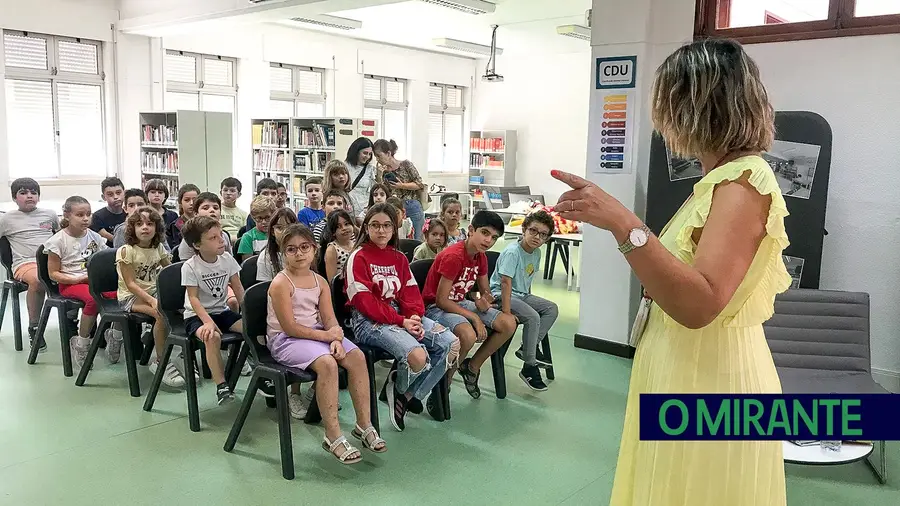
[293,151,334,173]
[469,153,504,169]
[470,137,504,152]
[253,150,288,171]
[142,124,177,145]
[252,122,290,148]
[141,152,178,172]
[294,123,335,148]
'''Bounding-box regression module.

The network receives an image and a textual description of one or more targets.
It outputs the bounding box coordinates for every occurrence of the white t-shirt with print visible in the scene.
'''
[43,229,108,278]
[181,251,240,319]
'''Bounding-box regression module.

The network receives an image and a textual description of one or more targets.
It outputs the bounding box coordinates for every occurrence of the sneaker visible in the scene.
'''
[105,328,124,364]
[149,360,186,388]
[69,336,92,372]
[175,352,201,382]
[241,360,252,376]
[288,392,308,420]
[258,379,276,398]
[28,326,47,353]
[519,364,548,392]
[515,346,553,369]
[386,371,408,432]
[216,383,235,405]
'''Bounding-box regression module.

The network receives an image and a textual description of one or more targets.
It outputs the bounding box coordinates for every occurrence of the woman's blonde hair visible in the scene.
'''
[650,39,774,158]
[323,159,351,193]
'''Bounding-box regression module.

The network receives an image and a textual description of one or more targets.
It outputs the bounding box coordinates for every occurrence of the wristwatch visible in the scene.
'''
[618,225,651,254]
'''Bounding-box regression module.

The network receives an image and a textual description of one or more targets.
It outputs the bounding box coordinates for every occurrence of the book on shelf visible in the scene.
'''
[293,122,335,148]
[252,121,290,148]
[253,150,287,171]
[142,124,177,145]
[469,153,504,169]
[470,137,504,152]
[141,151,178,172]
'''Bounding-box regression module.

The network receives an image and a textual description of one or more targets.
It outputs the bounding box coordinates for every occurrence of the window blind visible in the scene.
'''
[57,40,99,74]
[3,33,49,70]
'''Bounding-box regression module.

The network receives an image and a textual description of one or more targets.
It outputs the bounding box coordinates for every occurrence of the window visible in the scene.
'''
[427,83,465,173]
[269,63,326,118]
[363,75,408,157]
[164,50,237,115]
[3,31,107,179]
[696,0,900,43]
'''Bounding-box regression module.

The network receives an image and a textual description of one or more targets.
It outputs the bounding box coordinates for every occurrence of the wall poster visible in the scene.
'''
[588,55,637,175]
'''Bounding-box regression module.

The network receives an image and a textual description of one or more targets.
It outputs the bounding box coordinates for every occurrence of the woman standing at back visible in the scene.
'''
[553,39,790,506]
[344,137,379,217]
[373,139,426,240]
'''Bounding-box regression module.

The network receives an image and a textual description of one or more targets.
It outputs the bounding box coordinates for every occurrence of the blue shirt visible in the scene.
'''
[297,207,326,228]
[490,240,541,299]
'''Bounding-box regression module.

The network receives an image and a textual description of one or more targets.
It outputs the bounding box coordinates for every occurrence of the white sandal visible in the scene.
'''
[352,424,387,453]
[322,435,362,464]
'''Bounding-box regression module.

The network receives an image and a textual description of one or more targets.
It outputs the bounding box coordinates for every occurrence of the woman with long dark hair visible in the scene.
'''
[373,138,426,240]
[344,137,379,218]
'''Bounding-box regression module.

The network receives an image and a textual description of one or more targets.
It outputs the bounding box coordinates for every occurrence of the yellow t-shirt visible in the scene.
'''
[116,243,168,301]
[220,204,248,242]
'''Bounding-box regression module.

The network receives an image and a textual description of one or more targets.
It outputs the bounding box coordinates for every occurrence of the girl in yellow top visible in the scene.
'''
[554,39,791,506]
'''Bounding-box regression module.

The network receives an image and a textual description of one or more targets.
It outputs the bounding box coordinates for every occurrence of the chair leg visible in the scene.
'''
[58,305,74,377]
[122,319,141,397]
[12,289,23,352]
[143,340,175,412]
[442,373,452,419]
[865,440,887,484]
[223,342,239,382]
[199,346,212,380]
[182,341,201,432]
[27,304,52,365]
[227,343,249,392]
[428,378,446,422]
[364,350,379,433]
[273,373,295,480]
[75,319,109,386]
[541,335,555,380]
[304,384,322,425]
[0,284,9,337]
[139,340,154,366]
[224,373,259,452]
[491,340,512,400]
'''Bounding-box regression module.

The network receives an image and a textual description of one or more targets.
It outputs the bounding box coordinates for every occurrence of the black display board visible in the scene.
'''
[644,111,832,289]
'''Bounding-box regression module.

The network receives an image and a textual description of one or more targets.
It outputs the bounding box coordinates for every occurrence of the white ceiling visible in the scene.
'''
[284,0,593,58]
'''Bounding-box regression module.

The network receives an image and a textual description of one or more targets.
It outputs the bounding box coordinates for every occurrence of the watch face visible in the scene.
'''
[630,228,649,247]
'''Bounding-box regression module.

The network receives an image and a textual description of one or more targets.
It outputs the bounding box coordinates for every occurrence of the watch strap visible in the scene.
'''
[618,225,651,254]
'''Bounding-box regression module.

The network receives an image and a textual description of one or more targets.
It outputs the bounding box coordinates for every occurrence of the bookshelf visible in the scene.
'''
[469,129,517,208]
[140,110,233,197]
[251,117,378,209]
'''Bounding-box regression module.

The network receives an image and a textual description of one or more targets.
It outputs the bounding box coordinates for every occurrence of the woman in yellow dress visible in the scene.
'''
[553,39,791,506]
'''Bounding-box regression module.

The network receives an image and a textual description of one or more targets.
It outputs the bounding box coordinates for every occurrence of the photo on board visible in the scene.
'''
[782,255,805,289]
[666,144,703,181]
[762,140,821,200]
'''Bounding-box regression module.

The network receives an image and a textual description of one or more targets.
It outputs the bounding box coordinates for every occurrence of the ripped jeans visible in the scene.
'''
[351,310,459,400]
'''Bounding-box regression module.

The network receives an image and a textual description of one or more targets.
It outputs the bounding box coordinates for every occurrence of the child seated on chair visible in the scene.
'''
[319,209,356,282]
[90,177,125,248]
[440,198,466,245]
[113,189,148,248]
[256,208,299,283]
[237,195,275,262]
[177,192,232,262]
[44,196,115,371]
[412,218,447,261]
[422,210,517,399]
[346,204,459,431]
[144,178,179,228]
[357,183,389,222]
[296,176,325,229]
[0,178,60,351]
[166,184,199,252]
[181,216,244,405]
[115,206,183,388]
[386,197,414,240]
[219,177,246,242]
[267,224,385,462]
[489,210,557,392]
[312,190,348,243]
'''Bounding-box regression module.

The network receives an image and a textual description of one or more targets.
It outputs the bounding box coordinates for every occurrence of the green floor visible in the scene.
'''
[0,238,896,505]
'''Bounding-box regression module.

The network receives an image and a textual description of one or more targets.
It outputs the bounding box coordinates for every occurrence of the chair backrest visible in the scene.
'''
[410,259,433,292]
[0,236,15,278]
[86,248,119,304]
[762,289,871,374]
[240,254,259,289]
[485,250,500,279]
[330,274,353,332]
[232,236,242,259]
[241,281,272,364]
[398,239,421,262]
[237,225,247,241]
[156,261,186,327]
[35,245,60,296]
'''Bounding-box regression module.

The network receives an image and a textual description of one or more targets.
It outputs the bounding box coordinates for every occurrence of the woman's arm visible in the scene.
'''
[269,276,333,342]
[554,171,767,329]
[48,253,86,284]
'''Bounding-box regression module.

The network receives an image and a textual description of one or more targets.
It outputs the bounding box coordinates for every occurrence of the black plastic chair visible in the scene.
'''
[240,255,259,290]
[74,249,155,397]
[0,236,27,351]
[26,245,85,376]
[142,262,244,432]
[398,239,421,262]
[224,281,316,480]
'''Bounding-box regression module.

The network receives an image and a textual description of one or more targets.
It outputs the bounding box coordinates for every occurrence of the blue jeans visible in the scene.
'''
[403,198,425,241]
[351,310,459,400]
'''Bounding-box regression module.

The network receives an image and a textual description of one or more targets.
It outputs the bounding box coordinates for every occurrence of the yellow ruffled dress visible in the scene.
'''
[609,156,792,506]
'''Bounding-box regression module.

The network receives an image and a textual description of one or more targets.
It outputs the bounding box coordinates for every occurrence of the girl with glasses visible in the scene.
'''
[266,224,386,463]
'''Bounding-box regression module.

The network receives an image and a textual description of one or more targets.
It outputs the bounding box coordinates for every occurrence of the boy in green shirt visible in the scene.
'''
[236,195,274,262]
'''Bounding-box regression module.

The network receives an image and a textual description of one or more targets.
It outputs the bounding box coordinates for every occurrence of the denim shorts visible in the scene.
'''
[425,299,501,332]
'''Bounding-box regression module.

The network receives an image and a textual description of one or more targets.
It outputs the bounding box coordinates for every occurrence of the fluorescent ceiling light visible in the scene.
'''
[287,14,362,30]
[433,37,503,56]
[556,24,591,41]
[420,0,496,15]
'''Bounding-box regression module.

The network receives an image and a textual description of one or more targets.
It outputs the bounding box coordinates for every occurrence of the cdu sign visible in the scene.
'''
[596,56,637,89]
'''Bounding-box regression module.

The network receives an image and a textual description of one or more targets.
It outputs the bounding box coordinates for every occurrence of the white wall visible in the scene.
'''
[471,51,591,205]
[746,34,900,388]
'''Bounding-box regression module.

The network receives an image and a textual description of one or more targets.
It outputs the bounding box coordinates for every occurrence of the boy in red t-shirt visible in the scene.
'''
[422,210,517,399]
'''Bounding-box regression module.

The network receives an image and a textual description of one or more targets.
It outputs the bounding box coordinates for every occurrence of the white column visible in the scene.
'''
[575,0,694,355]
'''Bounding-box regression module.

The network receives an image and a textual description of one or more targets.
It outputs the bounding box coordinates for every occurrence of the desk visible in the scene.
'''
[783,440,873,465]
[505,225,583,291]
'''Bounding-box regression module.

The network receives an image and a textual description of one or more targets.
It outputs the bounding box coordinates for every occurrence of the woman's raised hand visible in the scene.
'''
[551,170,632,232]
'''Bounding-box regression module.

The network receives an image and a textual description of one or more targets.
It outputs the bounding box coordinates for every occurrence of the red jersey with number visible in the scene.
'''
[345,242,424,325]
[421,241,488,305]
